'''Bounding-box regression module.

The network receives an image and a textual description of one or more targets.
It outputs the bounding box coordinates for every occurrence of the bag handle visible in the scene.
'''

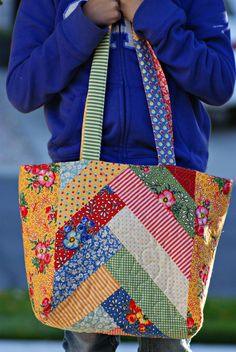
[79,24,176,166]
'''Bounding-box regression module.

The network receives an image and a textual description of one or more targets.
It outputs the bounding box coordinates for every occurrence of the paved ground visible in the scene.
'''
[0,341,236,352]
[0,68,236,295]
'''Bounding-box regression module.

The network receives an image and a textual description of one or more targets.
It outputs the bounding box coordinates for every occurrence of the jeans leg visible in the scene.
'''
[137,337,192,352]
[62,330,120,352]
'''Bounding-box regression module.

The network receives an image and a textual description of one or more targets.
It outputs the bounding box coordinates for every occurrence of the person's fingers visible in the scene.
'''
[112,0,120,8]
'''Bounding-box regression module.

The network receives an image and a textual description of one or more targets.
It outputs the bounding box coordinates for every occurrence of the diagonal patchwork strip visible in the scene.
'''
[54,184,126,270]
[109,168,194,278]
[101,287,166,337]
[52,226,123,308]
[58,160,127,227]
[104,247,188,338]
[47,265,121,329]
[107,207,189,317]
[130,164,196,237]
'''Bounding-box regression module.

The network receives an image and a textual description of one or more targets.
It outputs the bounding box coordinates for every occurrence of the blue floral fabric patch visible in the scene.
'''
[51,225,123,309]
[62,216,96,250]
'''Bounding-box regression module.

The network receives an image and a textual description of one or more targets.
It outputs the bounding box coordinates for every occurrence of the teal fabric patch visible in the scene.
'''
[71,305,118,332]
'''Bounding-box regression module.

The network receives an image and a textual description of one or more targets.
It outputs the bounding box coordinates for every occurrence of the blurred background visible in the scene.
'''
[0,0,236,350]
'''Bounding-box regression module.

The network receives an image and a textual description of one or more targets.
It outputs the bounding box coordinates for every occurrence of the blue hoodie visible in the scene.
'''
[6,0,236,172]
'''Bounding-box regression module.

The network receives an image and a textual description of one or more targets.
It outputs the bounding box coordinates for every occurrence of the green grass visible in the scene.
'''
[0,289,63,340]
[192,298,236,344]
[0,289,236,344]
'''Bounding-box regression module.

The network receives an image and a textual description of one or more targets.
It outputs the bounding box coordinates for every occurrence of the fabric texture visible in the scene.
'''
[18,159,233,339]
[18,24,234,340]
[7,0,236,171]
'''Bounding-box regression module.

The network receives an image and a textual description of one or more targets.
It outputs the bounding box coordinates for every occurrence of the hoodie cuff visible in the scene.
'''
[61,0,109,61]
[133,0,186,45]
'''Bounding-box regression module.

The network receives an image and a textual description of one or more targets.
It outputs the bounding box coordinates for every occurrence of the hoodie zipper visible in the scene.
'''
[118,20,127,161]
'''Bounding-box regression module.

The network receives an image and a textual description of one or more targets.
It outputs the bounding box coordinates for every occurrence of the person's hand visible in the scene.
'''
[119,0,143,23]
[82,0,122,27]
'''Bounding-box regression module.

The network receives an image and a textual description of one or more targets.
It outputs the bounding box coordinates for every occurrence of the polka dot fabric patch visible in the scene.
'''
[58,160,128,227]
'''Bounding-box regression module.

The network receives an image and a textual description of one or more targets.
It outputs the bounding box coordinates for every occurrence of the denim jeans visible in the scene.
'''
[62,330,192,352]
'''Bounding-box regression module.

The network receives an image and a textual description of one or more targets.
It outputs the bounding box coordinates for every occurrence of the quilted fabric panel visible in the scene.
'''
[101,287,166,337]
[107,207,189,317]
[18,163,60,321]
[51,225,123,308]
[109,167,194,278]
[129,164,196,238]
[58,160,128,226]
[186,171,234,335]
[104,246,188,338]
[54,182,126,270]
[19,160,233,339]
[46,265,121,329]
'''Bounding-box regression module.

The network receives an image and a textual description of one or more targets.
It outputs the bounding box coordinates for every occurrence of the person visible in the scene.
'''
[6,0,235,351]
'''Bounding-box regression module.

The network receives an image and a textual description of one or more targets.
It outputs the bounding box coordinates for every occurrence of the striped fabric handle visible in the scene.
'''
[79,23,176,166]
[79,26,111,160]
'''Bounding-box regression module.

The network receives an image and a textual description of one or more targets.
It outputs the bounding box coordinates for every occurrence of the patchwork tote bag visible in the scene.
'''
[18,23,234,339]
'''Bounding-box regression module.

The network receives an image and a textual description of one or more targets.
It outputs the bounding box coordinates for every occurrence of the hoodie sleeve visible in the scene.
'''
[6,0,109,113]
[132,0,236,106]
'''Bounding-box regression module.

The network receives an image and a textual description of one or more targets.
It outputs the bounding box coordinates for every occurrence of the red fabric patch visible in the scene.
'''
[166,165,196,199]
[54,187,125,271]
